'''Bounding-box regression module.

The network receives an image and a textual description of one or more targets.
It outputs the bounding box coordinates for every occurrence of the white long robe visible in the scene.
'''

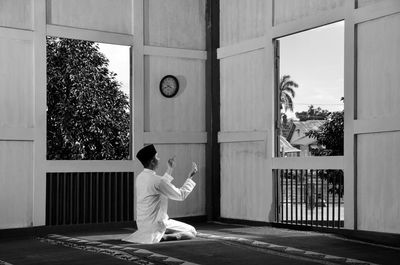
[122,169,196,244]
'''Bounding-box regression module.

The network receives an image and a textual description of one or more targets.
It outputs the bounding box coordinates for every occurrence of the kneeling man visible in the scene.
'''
[123,144,198,244]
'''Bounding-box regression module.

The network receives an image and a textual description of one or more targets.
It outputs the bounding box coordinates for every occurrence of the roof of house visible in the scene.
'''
[287,120,326,146]
[280,135,301,154]
[291,135,317,147]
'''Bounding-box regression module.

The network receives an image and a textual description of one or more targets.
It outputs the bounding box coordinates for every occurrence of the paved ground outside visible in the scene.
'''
[1,222,399,265]
[280,203,344,222]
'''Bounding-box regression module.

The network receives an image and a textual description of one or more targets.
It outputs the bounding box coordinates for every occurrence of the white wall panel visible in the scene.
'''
[273,0,345,26]
[0,0,33,30]
[0,0,208,230]
[220,49,267,132]
[145,56,205,132]
[47,0,133,34]
[0,37,33,128]
[357,132,400,233]
[153,144,206,217]
[357,13,400,119]
[221,142,271,221]
[220,0,267,47]
[357,0,387,8]
[144,0,206,50]
[0,141,33,229]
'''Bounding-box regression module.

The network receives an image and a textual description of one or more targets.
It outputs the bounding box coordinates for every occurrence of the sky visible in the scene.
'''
[98,43,131,99]
[278,21,344,119]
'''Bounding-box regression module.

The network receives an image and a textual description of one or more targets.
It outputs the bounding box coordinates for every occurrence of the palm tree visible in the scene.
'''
[279,75,298,112]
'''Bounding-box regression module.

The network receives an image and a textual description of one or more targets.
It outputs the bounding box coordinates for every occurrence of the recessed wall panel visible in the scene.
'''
[357,13,400,119]
[0,0,33,30]
[357,0,387,8]
[220,49,267,132]
[47,0,133,34]
[220,0,267,47]
[0,37,33,128]
[144,0,206,50]
[0,141,33,229]
[221,142,271,221]
[273,0,345,26]
[357,132,400,233]
[145,56,205,132]
[154,144,206,217]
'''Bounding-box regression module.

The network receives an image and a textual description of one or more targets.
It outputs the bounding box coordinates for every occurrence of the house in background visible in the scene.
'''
[287,120,325,156]
[279,135,301,157]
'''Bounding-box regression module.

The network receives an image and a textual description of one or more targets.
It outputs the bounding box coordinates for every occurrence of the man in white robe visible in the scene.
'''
[122,144,198,244]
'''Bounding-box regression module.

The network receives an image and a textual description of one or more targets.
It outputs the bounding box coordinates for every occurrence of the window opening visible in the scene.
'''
[46,37,132,160]
[274,21,345,228]
[275,22,344,158]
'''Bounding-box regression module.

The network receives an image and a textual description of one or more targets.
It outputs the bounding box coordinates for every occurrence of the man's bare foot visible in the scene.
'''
[161,233,181,241]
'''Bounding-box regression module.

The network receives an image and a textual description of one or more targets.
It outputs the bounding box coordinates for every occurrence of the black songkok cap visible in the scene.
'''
[136,144,157,165]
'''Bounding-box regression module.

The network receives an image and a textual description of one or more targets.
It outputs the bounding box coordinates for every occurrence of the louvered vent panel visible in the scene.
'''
[46,172,134,225]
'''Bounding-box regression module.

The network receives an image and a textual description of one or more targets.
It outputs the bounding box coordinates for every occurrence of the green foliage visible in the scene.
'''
[279,75,298,112]
[295,105,331,121]
[47,37,130,160]
[306,109,344,197]
[280,113,294,138]
[305,110,344,156]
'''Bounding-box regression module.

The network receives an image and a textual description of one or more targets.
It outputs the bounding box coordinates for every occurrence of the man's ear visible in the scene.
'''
[149,157,157,167]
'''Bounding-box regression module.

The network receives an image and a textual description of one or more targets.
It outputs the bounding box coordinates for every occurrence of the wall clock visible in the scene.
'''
[159,75,179,98]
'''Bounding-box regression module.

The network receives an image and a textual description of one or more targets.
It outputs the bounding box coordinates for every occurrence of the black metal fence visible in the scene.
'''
[46,172,134,226]
[275,169,344,228]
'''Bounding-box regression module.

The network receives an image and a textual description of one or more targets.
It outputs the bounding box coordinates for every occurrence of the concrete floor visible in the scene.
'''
[1,222,399,265]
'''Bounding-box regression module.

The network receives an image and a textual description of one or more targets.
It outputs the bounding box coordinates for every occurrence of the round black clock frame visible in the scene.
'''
[159,75,179,98]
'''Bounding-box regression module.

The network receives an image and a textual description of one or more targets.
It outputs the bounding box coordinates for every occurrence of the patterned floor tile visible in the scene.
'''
[197,232,379,265]
[38,235,198,265]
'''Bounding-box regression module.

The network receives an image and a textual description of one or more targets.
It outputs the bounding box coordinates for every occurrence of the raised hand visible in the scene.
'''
[167,156,176,169]
[189,162,198,178]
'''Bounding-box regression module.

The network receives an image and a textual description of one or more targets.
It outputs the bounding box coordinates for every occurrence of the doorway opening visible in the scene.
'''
[274,21,345,228]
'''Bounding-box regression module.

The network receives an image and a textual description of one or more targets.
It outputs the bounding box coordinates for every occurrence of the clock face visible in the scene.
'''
[160,75,179,98]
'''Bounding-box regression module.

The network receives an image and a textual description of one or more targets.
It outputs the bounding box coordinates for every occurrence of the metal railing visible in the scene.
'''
[46,172,134,226]
[275,169,344,228]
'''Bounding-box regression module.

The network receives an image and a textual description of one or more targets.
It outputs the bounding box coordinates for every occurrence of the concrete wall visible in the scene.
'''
[356,4,400,233]
[0,0,207,229]
[218,0,400,234]
[2,0,400,235]
[142,0,207,218]
[0,0,35,229]
[218,0,347,223]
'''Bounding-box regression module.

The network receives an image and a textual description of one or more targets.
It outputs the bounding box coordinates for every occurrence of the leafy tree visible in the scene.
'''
[295,105,331,121]
[47,37,130,160]
[279,75,298,112]
[280,113,294,138]
[305,110,343,156]
[306,110,344,197]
